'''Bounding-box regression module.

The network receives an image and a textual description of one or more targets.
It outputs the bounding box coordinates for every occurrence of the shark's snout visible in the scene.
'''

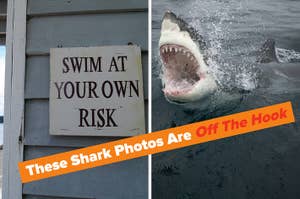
[163,10,177,21]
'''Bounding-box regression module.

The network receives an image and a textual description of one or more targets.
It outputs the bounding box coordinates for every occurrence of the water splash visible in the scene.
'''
[187,0,259,92]
[276,48,300,63]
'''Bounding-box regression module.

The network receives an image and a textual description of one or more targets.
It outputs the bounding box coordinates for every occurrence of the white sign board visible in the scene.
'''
[50,46,145,136]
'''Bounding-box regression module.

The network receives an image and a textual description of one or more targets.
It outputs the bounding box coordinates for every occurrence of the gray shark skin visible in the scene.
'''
[258,39,300,63]
[257,39,278,63]
[162,11,208,54]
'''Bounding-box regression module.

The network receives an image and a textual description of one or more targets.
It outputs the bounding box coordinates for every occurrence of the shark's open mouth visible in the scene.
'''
[160,44,204,96]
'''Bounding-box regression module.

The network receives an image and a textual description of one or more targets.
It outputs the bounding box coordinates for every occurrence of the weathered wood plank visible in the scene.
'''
[24,99,148,146]
[27,0,147,16]
[24,195,92,199]
[26,12,148,54]
[25,53,148,99]
[3,0,26,198]
[23,146,147,199]
[25,56,49,99]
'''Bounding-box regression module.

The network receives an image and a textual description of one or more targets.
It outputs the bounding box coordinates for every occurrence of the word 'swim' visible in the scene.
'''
[54,56,139,99]
[53,55,141,128]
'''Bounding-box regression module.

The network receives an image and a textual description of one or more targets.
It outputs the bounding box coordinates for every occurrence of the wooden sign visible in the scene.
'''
[50,46,145,136]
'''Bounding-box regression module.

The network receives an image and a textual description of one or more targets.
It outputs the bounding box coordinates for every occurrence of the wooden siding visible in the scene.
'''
[23,0,148,198]
[23,146,147,199]
[3,0,26,198]
[24,99,148,147]
[26,13,147,55]
[27,0,147,16]
[25,54,148,99]
[24,195,93,199]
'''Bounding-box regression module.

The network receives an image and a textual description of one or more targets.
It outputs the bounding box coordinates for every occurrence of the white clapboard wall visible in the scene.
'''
[21,0,148,198]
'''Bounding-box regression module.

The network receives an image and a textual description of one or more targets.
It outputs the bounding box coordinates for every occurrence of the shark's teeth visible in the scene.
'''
[160,45,199,61]
[159,44,204,97]
[160,44,199,71]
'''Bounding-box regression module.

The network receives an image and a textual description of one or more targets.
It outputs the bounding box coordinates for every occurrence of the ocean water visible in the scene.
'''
[152,0,300,198]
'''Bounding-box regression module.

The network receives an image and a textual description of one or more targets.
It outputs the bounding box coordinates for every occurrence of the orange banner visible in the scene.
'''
[19,102,295,183]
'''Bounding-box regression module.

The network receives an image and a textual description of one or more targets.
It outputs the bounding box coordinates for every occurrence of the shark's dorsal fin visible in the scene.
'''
[257,39,278,63]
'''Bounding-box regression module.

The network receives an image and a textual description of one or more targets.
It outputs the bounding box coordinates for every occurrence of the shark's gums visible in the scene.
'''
[159,11,217,104]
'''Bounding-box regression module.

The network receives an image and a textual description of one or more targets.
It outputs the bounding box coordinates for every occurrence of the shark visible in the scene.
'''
[159,11,217,104]
[159,11,300,106]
